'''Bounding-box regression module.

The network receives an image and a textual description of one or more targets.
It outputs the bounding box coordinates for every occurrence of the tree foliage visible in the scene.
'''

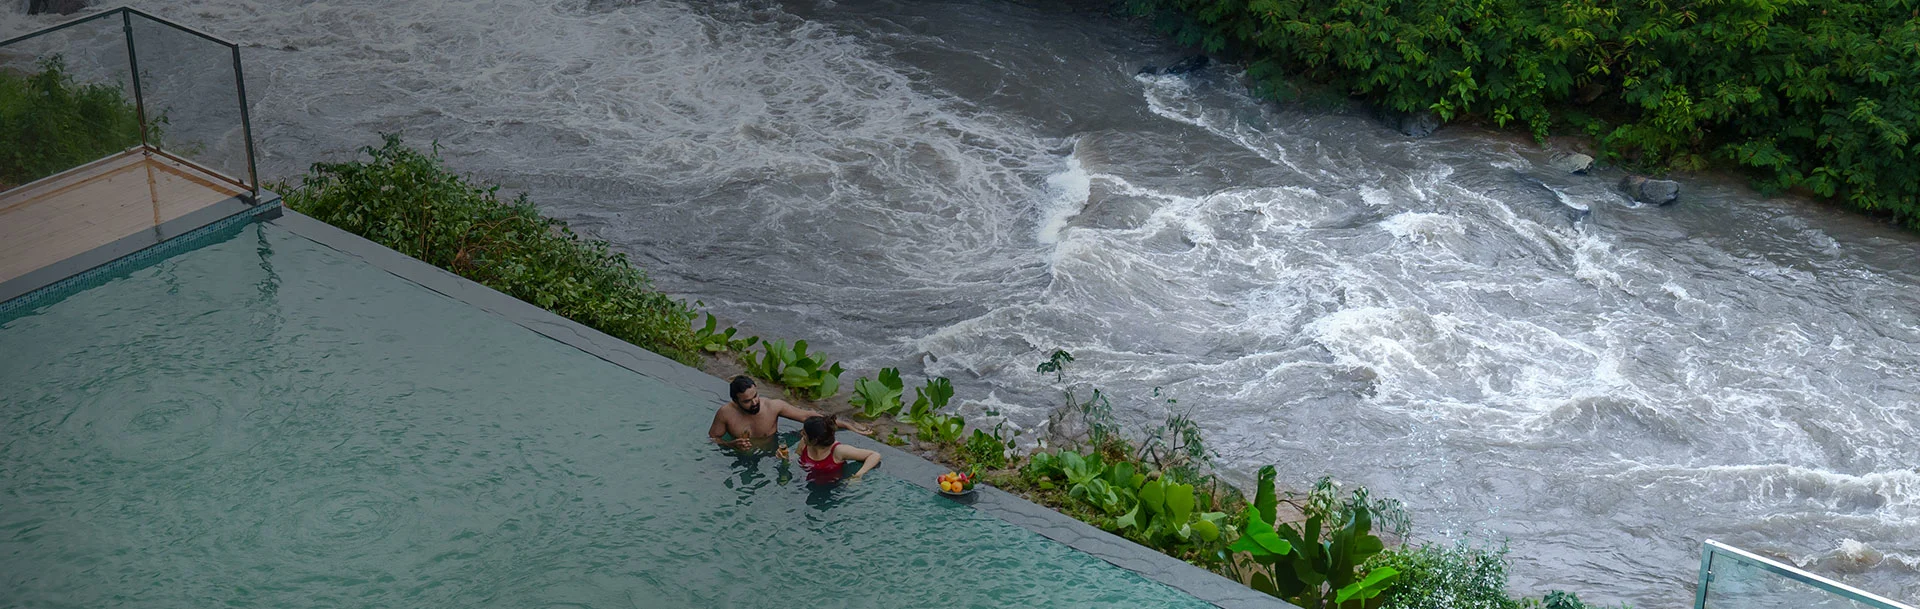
[1128,0,1920,224]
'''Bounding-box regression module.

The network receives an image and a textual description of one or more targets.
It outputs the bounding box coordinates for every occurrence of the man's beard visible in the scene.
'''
[736,402,760,415]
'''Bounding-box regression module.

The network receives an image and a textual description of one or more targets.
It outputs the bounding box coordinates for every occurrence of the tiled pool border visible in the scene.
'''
[19,205,1291,609]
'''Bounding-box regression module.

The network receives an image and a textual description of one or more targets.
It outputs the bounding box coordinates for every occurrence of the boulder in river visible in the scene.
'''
[1138,55,1209,77]
[1621,175,1681,205]
[1388,111,1443,138]
[1549,151,1594,175]
[27,0,89,14]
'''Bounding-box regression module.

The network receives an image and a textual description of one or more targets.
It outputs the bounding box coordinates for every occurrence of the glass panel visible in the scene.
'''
[0,13,140,191]
[126,12,250,188]
[1700,544,1916,609]
[1703,552,1879,609]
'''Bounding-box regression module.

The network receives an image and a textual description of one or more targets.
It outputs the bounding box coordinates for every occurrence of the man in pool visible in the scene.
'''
[708,375,870,450]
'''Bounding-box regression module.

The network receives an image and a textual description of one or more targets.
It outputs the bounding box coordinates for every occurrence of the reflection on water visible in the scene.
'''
[718,432,860,512]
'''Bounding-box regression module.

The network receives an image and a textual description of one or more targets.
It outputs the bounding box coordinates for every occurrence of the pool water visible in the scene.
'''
[0,223,1214,608]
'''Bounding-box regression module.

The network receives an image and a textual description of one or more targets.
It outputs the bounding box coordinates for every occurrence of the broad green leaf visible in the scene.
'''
[1138,480,1166,515]
[1165,483,1195,524]
[1191,518,1221,541]
[1334,567,1400,604]
[1236,508,1293,556]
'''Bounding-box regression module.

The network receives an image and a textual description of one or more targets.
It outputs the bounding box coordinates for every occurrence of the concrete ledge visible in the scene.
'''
[270,208,1296,609]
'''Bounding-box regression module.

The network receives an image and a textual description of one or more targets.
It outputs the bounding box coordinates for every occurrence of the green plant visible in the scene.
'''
[1519,590,1629,609]
[1116,477,1232,549]
[1231,466,1401,609]
[1036,348,1075,383]
[901,377,954,425]
[281,135,700,364]
[851,367,906,418]
[1034,350,1123,454]
[915,412,966,446]
[881,429,908,447]
[1369,543,1517,609]
[1022,451,1065,489]
[741,339,844,400]
[963,429,1009,469]
[691,312,758,353]
[0,56,145,189]
[1137,391,1215,482]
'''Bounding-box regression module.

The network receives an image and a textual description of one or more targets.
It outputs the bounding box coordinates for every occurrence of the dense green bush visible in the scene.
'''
[1522,590,1632,609]
[1369,543,1518,609]
[0,57,143,189]
[1127,0,1920,224]
[280,135,701,365]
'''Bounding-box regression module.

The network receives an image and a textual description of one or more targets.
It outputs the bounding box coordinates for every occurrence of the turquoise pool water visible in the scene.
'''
[0,223,1215,608]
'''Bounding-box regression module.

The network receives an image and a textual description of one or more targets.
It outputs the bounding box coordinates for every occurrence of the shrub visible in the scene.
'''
[280,135,701,364]
[1522,590,1631,609]
[851,368,906,418]
[1231,467,1402,608]
[1369,543,1518,609]
[740,339,844,399]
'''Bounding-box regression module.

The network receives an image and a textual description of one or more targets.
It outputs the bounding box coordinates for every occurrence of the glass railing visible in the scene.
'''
[0,7,257,196]
[1696,540,1916,609]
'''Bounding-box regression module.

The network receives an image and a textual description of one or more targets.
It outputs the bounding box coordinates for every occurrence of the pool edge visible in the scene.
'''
[268,209,1297,609]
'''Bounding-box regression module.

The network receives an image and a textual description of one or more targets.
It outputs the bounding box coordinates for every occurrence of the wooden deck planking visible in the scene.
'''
[0,150,245,286]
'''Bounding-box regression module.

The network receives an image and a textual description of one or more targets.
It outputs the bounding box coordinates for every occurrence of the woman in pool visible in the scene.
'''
[779,414,880,483]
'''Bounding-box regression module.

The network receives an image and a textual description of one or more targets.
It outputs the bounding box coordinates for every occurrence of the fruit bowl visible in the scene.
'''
[936,471,977,496]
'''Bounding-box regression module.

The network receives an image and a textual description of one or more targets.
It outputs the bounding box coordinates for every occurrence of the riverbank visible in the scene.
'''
[273,135,1628,609]
[1118,0,1920,227]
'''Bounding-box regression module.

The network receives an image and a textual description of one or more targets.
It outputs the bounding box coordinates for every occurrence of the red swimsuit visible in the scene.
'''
[798,442,843,480]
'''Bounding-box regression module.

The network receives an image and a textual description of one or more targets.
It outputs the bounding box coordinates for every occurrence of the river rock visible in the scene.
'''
[1138,55,1209,77]
[1548,151,1593,175]
[1621,175,1681,205]
[28,0,89,14]
[1390,111,1443,138]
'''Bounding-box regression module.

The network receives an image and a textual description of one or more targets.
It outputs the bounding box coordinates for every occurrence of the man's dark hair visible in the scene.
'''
[729,375,756,401]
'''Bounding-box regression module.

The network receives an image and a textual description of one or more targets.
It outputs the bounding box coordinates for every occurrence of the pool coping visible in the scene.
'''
[269,207,1296,609]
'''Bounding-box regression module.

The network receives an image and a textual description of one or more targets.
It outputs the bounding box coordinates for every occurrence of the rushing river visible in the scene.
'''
[8,0,1918,606]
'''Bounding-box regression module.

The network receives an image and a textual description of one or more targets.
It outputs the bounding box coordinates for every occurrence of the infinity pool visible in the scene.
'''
[0,223,1214,608]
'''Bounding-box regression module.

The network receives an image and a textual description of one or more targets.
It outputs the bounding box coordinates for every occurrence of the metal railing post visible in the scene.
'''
[232,45,258,197]
[1694,545,1714,609]
[119,9,150,151]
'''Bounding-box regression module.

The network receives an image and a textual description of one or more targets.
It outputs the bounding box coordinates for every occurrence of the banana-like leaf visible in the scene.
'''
[1334,567,1400,604]
[1235,508,1293,555]
[1255,465,1279,525]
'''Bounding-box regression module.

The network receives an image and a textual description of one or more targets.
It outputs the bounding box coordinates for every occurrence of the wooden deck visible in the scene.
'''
[0,149,247,287]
